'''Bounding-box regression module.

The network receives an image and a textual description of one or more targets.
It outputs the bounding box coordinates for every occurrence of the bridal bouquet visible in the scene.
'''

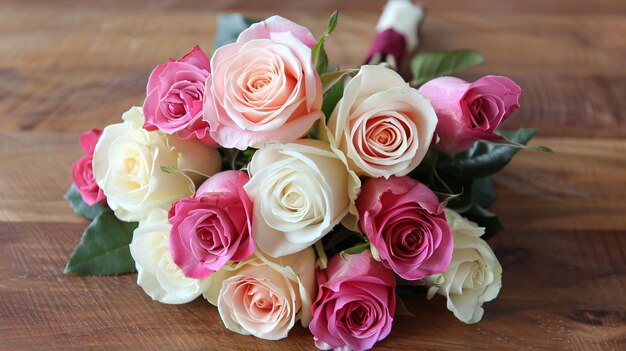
[64,1,547,349]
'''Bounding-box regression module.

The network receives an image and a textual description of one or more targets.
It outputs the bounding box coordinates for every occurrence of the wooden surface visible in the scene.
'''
[1,0,625,350]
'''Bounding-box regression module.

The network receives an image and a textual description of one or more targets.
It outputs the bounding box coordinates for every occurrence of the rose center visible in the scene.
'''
[167,101,186,118]
[241,282,284,321]
[281,187,305,212]
[157,249,183,278]
[196,217,226,254]
[248,73,273,93]
[357,114,413,160]
[469,261,486,287]
[123,153,140,177]
[468,96,499,131]
[342,301,373,332]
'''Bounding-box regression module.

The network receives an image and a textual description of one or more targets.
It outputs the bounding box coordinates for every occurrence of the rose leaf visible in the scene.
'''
[64,183,107,220]
[213,13,259,51]
[410,50,484,86]
[312,11,339,75]
[439,128,539,179]
[64,210,138,276]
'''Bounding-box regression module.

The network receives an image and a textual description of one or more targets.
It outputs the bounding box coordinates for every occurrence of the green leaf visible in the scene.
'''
[341,242,370,256]
[64,183,107,220]
[410,50,484,86]
[160,165,180,174]
[312,11,339,75]
[488,130,553,152]
[322,78,344,121]
[213,13,259,51]
[64,210,138,276]
[326,10,339,34]
[320,69,357,94]
[472,177,496,208]
[440,128,538,179]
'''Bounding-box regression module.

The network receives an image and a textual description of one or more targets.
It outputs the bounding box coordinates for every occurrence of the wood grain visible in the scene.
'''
[0,0,625,350]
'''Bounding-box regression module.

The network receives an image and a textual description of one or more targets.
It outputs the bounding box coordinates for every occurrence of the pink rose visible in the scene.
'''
[418,75,522,153]
[310,251,396,351]
[71,129,106,206]
[168,170,254,279]
[143,46,217,146]
[205,16,323,150]
[356,176,453,280]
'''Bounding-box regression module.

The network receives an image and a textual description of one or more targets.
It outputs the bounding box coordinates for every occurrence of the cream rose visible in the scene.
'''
[129,209,211,304]
[325,65,437,178]
[203,248,316,340]
[424,209,503,324]
[93,106,221,222]
[243,139,360,257]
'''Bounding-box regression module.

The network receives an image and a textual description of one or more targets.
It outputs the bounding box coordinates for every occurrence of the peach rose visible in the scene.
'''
[325,65,437,178]
[204,16,323,150]
[203,248,316,340]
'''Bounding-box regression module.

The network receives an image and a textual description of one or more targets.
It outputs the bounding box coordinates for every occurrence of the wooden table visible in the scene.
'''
[1,0,625,349]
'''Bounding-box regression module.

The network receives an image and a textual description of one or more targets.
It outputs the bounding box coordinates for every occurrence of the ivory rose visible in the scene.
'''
[203,248,316,340]
[356,176,453,280]
[310,251,396,351]
[243,139,360,257]
[71,129,106,205]
[325,65,437,178]
[143,46,217,146]
[168,171,255,279]
[129,209,211,304]
[418,75,522,153]
[205,15,323,150]
[93,106,221,222]
[424,209,503,324]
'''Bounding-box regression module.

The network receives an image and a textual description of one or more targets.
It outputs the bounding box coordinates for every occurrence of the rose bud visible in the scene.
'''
[364,0,425,69]
[418,75,522,153]
[357,176,453,280]
[168,170,255,279]
[310,250,396,351]
[143,46,218,146]
[71,129,106,206]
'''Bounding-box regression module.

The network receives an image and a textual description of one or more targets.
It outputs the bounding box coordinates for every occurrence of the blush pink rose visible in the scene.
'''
[418,75,522,153]
[71,129,106,206]
[310,251,396,351]
[356,176,453,281]
[204,16,323,150]
[168,170,254,279]
[143,46,217,146]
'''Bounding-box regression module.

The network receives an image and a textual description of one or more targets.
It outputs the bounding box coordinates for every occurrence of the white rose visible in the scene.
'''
[93,106,221,222]
[129,209,210,304]
[203,248,316,340]
[243,139,360,257]
[325,65,437,178]
[425,209,503,324]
